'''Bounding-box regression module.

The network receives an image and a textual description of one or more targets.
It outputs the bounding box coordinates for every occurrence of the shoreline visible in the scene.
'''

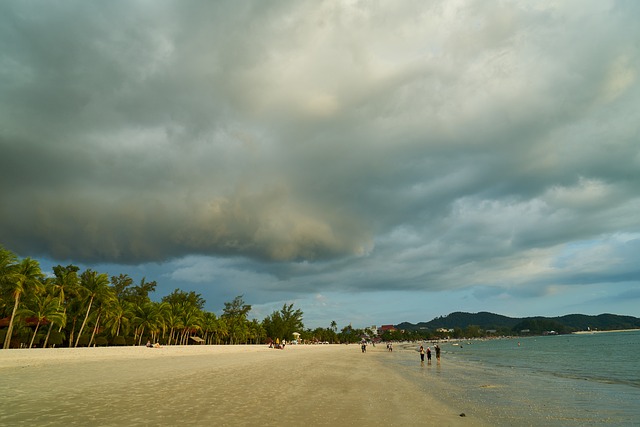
[0,344,487,426]
[571,328,640,334]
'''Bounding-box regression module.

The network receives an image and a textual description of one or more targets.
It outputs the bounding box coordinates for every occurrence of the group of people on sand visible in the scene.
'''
[419,344,440,364]
[269,338,286,349]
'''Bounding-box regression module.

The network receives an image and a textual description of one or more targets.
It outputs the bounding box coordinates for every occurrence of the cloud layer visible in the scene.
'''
[2,1,639,323]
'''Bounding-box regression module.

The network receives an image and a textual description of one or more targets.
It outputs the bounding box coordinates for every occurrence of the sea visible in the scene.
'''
[392,330,640,426]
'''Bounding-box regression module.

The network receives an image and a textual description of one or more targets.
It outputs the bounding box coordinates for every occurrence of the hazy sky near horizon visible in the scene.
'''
[2,1,639,328]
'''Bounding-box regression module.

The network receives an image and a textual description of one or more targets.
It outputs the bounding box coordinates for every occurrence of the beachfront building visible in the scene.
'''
[379,325,396,334]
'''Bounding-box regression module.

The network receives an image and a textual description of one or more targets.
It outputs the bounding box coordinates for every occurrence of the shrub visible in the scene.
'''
[76,335,90,347]
[47,330,64,347]
[111,336,126,346]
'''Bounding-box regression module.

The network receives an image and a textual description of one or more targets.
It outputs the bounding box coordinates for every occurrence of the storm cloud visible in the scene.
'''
[1,1,639,325]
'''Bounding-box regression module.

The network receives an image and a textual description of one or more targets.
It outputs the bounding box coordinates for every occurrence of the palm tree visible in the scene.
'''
[87,286,116,347]
[133,302,160,345]
[50,265,80,322]
[20,294,66,348]
[0,246,18,316]
[65,294,85,347]
[232,321,249,345]
[2,257,44,349]
[201,312,218,345]
[156,302,171,342]
[0,246,17,279]
[74,269,110,347]
[330,320,338,333]
[44,266,79,346]
[213,316,229,345]
[222,295,251,345]
[162,303,183,345]
[180,305,203,345]
[248,319,266,344]
[103,298,133,339]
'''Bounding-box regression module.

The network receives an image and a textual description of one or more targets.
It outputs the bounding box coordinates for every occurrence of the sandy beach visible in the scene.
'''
[0,343,486,426]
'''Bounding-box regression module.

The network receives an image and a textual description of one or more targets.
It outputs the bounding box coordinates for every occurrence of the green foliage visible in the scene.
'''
[95,336,109,346]
[400,312,521,331]
[76,335,91,347]
[512,318,567,334]
[464,325,483,338]
[0,246,18,307]
[222,296,252,344]
[162,289,205,310]
[52,264,80,304]
[47,330,64,347]
[74,269,111,347]
[111,336,126,346]
[2,257,45,348]
[298,326,338,343]
[222,295,251,319]
[262,303,304,341]
[338,324,366,343]
[111,274,134,300]
[554,313,640,331]
[398,312,640,337]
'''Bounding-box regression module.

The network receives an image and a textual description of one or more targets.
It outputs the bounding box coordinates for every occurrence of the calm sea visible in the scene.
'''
[393,330,640,426]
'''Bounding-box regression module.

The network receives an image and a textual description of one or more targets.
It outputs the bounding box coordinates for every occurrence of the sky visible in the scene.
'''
[1,1,639,329]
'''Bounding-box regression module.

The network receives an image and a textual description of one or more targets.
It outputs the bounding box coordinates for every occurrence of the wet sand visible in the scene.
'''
[0,344,486,426]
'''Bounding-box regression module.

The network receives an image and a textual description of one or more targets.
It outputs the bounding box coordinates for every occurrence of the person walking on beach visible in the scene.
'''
[419,345,425,362]
[435,344,441,362]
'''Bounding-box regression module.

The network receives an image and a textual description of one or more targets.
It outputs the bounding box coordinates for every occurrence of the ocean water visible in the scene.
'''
[392,330,640,426]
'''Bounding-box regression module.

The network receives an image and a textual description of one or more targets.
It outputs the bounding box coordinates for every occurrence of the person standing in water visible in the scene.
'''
[419,345,425,363]
[435,344,441,362]
[426,346,432,364]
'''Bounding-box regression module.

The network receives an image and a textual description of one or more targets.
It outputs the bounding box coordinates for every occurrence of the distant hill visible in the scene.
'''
[396,312,640,334]
[397,311,520,330]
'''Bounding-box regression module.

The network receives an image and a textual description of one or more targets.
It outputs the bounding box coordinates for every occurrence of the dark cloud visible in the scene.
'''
[1,1,639,324]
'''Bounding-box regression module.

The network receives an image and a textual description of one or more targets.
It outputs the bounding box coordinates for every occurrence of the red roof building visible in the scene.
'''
[379,324,397,333]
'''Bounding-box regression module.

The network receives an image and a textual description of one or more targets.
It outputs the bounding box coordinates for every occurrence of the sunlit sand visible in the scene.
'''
[0,344,485,426]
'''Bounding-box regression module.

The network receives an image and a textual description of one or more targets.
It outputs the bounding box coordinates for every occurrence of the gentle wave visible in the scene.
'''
[391,331,640,426]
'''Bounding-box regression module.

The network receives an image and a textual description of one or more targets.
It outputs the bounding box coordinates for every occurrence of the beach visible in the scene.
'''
[0,344,485,426]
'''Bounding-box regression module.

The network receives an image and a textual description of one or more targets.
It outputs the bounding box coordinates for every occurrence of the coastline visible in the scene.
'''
[0,344,487,426]
[572,328,640,334]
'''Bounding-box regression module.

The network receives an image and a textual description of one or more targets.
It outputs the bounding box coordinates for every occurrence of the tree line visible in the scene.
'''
[0,245,368,349]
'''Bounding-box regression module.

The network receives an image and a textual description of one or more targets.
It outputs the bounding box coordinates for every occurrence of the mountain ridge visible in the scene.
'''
[395,312,640,334]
